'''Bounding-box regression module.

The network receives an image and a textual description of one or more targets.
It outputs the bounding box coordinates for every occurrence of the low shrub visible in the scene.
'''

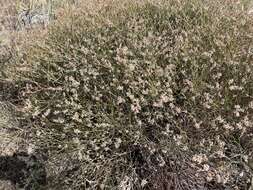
[3,0,253,189]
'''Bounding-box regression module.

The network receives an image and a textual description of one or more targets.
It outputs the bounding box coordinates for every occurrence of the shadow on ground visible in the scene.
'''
[0,152,47,189]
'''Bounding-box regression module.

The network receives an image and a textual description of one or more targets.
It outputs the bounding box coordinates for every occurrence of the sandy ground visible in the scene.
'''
[0,180,15,190]
[0,102,21,156]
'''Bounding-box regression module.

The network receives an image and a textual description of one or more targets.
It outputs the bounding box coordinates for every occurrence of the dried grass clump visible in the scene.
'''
[3,0,253,189]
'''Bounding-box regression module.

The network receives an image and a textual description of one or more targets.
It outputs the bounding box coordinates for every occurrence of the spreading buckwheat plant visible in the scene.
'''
[1,0,253,189]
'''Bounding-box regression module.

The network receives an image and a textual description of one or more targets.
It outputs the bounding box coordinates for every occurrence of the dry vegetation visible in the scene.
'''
[1,0,253,189]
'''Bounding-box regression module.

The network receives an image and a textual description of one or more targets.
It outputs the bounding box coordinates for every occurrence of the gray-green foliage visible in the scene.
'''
[3,0,253,189]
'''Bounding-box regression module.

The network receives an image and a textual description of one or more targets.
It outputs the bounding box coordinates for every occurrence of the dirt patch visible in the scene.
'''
[0,180,15,190]
[0,102,21,156]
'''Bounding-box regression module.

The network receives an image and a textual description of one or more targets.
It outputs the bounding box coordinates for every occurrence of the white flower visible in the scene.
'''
[128,64,135,71]
[117,86,124,90]
[73,112,80,121]
[223,123,233,130]
[192,154,208,164]
[115,138,122,149]
[127,92,135,100]
[249,101,253,109]
[32,108,41,117]
[69,76,80,87]
[153,101,163,108]
[43,109,51,117]
[194,122,201,129]
[235,111,240,117]
[175,107,181,114]
[27,144,35,154]
[36,130,41,136]
[160,94,169,103]
[73,137,80,145]
[78,151,83,160]
[206,172,213,182]
[53,118,65,124]
[216,116,225,123]
[228,79,234,85]
[216,174,222,183]
[216,150,225,158]
[100,184,105,189]
[243,116,250,127]
[141,179,148,187]
[117,96,125,104]
[158,156,166,167]
[185,79,193,88]
[131,103,141,113]
[74,129,81,134]
[203,164,210,171]
[229,85,242,90]
[119,176,132,190]
[236,122,243,129]
[24,99,32,110]
[234,105,241,109]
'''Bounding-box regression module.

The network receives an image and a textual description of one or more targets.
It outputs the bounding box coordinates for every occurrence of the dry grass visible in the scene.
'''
[1,0,253,189]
